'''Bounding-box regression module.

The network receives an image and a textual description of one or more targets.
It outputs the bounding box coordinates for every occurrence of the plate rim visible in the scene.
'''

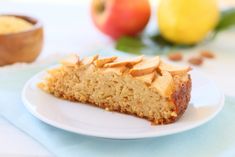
[21,69,225,139]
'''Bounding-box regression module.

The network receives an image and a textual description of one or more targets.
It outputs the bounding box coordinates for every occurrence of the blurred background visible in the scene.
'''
[1,0,234,88]
[0,0,235,94]
[2,0,235,5]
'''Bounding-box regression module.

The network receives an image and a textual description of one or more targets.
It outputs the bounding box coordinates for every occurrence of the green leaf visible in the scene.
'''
[115,34,195,55]
[150,34,174,47]
[150,33,195,49]
[115,35,167,55]
[115,36,145,54]
[215,8,235,32]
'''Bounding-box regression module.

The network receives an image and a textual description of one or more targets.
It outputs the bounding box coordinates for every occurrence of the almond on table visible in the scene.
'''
[168,52,183,61]
[188,56,203,66]
[200,50,215,59]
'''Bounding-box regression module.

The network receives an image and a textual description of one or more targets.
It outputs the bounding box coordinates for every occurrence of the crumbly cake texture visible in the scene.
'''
[38,54,192,125]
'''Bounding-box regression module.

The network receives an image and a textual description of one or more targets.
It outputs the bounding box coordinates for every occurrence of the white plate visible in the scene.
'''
[22,69,224,139]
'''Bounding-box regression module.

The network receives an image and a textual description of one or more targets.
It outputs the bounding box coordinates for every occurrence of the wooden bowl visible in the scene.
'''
[0,14,43,66]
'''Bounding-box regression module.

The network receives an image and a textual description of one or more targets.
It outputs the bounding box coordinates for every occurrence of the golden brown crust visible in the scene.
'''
[170,75,192,123]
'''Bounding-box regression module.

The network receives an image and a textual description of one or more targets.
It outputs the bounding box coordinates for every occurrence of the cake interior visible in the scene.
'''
[39,63,190,124]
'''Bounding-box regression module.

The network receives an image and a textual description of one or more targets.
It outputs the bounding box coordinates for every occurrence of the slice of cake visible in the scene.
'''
[38,54,192,125]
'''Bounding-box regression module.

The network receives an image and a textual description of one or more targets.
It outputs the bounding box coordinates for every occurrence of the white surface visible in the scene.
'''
[0,117,52,157]
[22,69,224,139]
[0,2,95,157]
[0,0,234,156]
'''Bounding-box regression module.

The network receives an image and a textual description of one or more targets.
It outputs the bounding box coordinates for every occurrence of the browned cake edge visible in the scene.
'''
[169,75,191,124]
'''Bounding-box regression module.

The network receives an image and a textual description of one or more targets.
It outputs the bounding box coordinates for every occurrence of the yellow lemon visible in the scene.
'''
[157,0,219,45]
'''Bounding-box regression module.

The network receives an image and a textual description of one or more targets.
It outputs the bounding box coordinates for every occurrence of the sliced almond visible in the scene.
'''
[151,71,174,97]
[104,55,143,68]
[102,66,127,75]
[81,54,99,65]
[94,56,117,67]
[60,54,79,66]
[129,56,160,76]
[135,71,156,85]
[159,61,191,75]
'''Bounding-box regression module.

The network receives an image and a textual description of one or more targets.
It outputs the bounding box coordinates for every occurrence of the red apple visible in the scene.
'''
[91,0,151,39]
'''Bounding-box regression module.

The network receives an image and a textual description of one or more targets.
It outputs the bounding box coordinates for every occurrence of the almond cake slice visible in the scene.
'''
[38,55,192,125]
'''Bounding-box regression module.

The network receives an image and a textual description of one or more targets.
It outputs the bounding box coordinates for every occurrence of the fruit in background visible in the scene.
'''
[91,0,151,39]
[157,0,219,45]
